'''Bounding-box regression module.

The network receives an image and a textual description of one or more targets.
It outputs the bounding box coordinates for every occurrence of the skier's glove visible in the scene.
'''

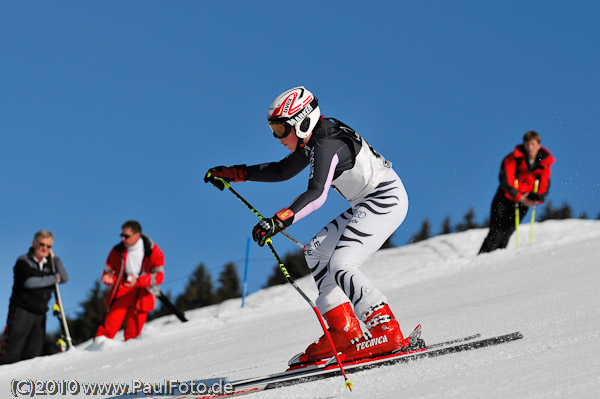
[252,208,294,247]
[204,165,248,191]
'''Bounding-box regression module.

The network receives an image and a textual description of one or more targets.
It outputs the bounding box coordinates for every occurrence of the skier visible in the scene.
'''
[479,131,555,254]
[205,86,411,363]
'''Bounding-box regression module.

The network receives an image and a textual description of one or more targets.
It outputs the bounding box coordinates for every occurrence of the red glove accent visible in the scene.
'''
[251,209,294,247]
[210,165,248,182]
[275,208,294,226]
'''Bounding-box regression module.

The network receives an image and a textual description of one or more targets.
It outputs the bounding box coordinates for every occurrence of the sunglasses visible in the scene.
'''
[38,243,52,249]
[268,121,293,139]
[120,233,131,239]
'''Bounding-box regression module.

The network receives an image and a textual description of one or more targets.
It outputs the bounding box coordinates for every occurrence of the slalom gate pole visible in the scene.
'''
[529,179,540,244]
[211,176,353,390]
[241,237,250,308]
[50,257,73,350]
[514,179,520,248]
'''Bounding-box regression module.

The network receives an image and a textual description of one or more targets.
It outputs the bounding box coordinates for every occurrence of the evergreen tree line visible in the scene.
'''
[44,200,595,355]
[149,262,242,321]
[408,200,598,244]
[42,262,243,355]
[256,200,597,287]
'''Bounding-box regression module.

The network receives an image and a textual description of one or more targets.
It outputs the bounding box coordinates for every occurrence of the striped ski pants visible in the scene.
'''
[304,168,409,320]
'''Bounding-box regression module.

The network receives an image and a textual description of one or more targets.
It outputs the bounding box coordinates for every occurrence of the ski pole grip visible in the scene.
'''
[206,171,232,190]
[215,176,231,190]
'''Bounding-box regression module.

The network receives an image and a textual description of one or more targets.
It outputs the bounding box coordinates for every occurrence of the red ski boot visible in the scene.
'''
[291,302,363,365]
[342,302,409,362]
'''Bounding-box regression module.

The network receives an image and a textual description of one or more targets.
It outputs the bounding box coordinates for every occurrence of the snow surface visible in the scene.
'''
[1,219,600,399]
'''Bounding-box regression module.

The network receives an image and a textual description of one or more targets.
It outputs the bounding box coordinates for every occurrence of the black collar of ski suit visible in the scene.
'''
[301,117,361,160]
[300,117,341,152]
[515,144,552,171]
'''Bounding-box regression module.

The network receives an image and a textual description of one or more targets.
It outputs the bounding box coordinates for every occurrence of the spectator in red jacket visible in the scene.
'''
[96,220,164,340]
[479,131,555,254]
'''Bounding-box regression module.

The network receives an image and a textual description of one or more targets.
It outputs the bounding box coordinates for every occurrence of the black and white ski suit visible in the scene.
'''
[245,118,408,320]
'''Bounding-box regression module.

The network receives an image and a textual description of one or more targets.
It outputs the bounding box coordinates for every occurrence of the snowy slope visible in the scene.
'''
[1,219,599,398]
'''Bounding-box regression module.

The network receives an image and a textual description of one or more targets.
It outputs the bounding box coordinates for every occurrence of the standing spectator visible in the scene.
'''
[96,220,164,341]
[479,131,555,254]
[1,230,68,364]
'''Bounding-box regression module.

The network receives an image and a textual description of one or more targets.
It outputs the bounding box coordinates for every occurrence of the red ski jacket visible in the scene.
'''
[102,235,164,313]
[499,145,555,203]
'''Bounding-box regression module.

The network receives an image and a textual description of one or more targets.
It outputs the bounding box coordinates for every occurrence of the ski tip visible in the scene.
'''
[345,379,354,391]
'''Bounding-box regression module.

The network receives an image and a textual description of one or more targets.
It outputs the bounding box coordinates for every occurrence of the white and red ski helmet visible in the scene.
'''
[267,86,320,139]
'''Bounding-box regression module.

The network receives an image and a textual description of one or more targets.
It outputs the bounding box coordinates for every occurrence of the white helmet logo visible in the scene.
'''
[268,86,320,139]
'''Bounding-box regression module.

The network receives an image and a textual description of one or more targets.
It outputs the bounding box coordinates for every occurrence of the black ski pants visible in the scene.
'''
[1,305,46,364]
[479,189,529,254]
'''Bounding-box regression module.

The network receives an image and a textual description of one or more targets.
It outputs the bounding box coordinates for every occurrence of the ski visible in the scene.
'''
[427,332,481,349]
[287,328,480,370]
[145,332,521,399]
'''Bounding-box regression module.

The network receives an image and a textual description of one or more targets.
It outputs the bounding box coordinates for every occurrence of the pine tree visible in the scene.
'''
[68,280,109,345]
[455,207,479,232]
[539,200,573,221]
[539,201,554,221]
[379,232,396,250]
[441,216,452,235]
[409,219,431,243]
[556,203,572,219]
[175,263,214,311]
[264,250,309,288]
[215,262,241,302]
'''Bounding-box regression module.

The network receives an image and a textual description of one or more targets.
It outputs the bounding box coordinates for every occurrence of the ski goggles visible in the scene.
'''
[268,121,293,139]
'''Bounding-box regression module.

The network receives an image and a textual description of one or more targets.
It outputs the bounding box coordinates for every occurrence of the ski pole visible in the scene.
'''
[157,291,188,322]
[529,179,539,244]
[50,257,73,350]
[210,175,305,250]
[211,177,353,390]
[264,239,353,390]
[514,179,520,248]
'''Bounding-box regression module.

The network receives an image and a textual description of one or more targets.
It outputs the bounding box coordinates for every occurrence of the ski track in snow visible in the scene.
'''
[1,219,599,398]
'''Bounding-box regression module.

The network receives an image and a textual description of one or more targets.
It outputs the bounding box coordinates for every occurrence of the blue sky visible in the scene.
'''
[1,1,598,335]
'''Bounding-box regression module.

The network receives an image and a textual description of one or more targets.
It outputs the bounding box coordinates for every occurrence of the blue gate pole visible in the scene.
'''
[241,237,250,308]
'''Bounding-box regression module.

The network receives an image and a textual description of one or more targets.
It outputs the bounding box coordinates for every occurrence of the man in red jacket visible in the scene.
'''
[479,131,555,254]
[96,220,164,340]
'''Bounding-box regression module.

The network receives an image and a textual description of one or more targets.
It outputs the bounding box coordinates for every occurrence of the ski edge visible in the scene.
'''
[267,331,523,389]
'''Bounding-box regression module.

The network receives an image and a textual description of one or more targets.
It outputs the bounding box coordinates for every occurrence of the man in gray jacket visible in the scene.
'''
[1,230,68,364]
